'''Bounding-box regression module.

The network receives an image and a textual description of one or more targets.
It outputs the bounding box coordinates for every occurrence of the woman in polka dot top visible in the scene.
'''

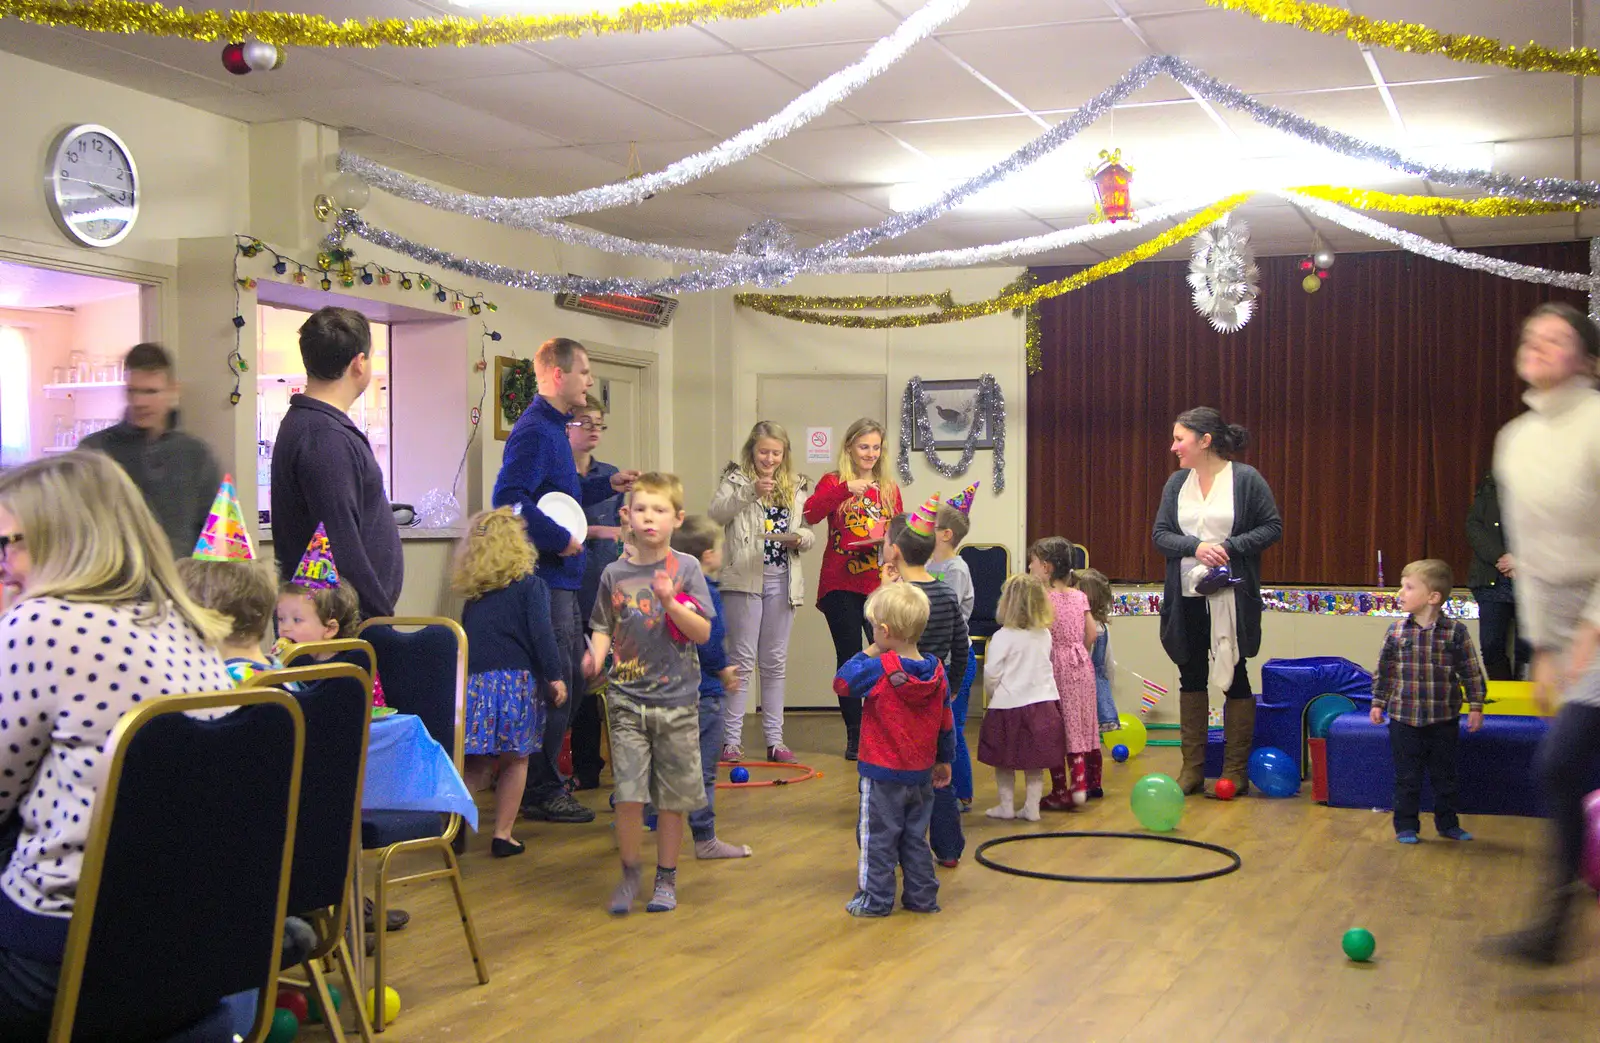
[0,453,233,1036]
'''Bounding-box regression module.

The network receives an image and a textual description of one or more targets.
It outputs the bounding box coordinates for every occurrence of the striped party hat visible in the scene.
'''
[908,492,942,538]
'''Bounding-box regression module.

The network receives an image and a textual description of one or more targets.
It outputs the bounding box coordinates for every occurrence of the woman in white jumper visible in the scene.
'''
[708,422,814,763]
[1491,301,1600,966]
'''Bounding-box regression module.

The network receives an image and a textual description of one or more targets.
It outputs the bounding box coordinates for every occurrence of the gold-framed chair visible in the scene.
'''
[355,616,489,1031]
[49,688,304,1043]
[278,637,377,677]
[251,661,378,1043]
[959,543,1011,706]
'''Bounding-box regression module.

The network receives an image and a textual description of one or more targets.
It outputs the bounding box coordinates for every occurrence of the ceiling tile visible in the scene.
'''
[699,0,902,48]
[939,21,1187,112]
[884,116,1045,169]
[584,53,831,136]
[1351,0,1574,82]
[473,146,630,195]
[882,0,1117,31]
[762,124,934,183]
[530,24,732,68]
[1218,87,1398,153]
[714,188,887,226]
[757,44,1020,123]
[1139,10,1376,93]
[339,42,554,84]
[1388,75,1575,146]
[430,71,705,143]
[312,86,562,154]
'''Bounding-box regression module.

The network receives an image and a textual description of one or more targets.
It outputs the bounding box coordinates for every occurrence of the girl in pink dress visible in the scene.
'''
[1028,537,1099,809]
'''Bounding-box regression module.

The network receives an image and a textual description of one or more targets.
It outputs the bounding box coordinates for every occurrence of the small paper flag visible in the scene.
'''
[292,523,340,590]
[1133,672,1168,717]
[945,481,980,516]
[192,475,255,562]
[908,492,942,538]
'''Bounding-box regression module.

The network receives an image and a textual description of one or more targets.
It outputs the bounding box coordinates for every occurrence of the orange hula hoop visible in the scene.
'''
[714,760,822,788]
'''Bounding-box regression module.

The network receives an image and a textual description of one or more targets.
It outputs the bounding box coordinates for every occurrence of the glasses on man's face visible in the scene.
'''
[567,420,607,432]
[0,534,22,559]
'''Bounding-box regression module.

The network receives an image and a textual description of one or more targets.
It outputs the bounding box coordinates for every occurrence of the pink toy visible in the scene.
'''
[665,592,700,644]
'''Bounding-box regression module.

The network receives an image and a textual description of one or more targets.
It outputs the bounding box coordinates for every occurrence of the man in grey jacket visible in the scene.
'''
[79,343,222,560]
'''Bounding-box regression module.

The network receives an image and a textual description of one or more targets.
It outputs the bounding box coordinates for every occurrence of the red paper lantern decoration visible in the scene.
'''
[1088,148,1135,223]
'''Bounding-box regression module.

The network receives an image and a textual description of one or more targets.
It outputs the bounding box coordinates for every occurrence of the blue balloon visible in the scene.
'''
[1112,744,1130,763]
[729,766,751,784]
[1247,746,1300,798]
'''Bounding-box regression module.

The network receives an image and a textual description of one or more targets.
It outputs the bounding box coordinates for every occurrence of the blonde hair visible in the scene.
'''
[629,471,685,513]
[865,580,930,645]
[837,417,898,504]
[0,452,229,645]
[1402,558,1454,599]
[178,558,278,644]
[740,421,797,508]
[996,574,1053,631]
[1071,567,1113,626]
[452,507,536,601]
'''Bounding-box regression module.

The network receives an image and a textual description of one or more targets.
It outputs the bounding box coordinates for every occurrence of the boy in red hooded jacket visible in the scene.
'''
[834,581,953,917]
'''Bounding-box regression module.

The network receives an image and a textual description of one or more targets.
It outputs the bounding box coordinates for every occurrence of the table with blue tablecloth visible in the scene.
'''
[362,712,478,830]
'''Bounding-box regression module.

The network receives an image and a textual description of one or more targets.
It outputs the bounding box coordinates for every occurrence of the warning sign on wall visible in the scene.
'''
[805,427,832,463]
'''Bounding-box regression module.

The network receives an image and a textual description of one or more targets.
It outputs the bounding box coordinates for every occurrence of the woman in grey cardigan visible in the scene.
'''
[1152,407,1282,797]
[708,422,815,763]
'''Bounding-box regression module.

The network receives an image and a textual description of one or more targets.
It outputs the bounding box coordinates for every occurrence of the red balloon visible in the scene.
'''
[1213,778,1237,801]
[275,988,309,1024]
[221,42,251,75]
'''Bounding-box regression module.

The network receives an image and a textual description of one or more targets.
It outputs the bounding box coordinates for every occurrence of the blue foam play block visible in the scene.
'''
[1325,712,1550,817]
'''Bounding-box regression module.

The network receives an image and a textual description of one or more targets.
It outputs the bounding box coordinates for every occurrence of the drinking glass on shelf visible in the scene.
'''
[67,352,84,384]
[50,366,64,385]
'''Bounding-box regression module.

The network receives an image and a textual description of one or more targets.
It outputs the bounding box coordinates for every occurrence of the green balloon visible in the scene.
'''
[266,1008,300,1043]
[1130,772,1185,832]
[308,985,341,1025]
[1342,927,1376,962]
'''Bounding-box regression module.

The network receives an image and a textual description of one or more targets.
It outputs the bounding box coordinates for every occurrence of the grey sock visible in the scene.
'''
[608,863,642,916]
[646,867,678,912]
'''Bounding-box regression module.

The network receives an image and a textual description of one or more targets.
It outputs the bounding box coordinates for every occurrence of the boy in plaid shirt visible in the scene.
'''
[1371,559,1488,844]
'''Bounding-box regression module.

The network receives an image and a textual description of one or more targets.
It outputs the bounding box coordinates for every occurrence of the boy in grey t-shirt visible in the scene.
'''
[586,473,714,915]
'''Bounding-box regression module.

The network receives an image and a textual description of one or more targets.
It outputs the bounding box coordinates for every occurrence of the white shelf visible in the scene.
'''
[42,382,123,399]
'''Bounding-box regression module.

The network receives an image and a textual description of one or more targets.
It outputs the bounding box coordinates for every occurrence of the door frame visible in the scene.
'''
[584,341,660,471]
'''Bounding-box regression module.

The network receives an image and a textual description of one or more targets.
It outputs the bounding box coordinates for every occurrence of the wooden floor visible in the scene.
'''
[347,714,1596,1043]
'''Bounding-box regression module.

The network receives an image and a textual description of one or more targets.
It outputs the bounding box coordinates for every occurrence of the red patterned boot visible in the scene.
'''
[1069,753,1088,806]
[1038,766,1076,811]
[1085,749,1104,799]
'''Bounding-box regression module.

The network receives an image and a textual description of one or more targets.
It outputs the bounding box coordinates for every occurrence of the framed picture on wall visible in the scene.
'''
[909,378,996,450]
[495,355,536,441]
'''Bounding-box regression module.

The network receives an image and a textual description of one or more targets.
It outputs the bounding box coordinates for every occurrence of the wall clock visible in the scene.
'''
[44,124,139,248]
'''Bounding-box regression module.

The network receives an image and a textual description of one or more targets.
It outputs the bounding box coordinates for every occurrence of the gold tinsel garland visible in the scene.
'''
[0,0,826,46]
[1292,186,1584,218]
[735,186,1578,372]
[1206,0,1600,77]
[735,196,1252,350]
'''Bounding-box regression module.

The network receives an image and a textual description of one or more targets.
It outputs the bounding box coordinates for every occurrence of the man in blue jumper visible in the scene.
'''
[494,337,638,823]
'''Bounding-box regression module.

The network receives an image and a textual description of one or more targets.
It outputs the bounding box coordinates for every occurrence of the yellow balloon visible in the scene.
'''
[1102,713,1148,757]
[1302,273,1323,293]
[365,986,401,1024]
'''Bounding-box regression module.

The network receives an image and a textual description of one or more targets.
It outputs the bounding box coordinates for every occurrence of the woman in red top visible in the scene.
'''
[804,417,903,759]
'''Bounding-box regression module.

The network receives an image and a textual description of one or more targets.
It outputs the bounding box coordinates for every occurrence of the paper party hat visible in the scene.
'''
[292,523,341,590]
[946,481,980,516]
[908,492,942,538]
[192,475,255,562]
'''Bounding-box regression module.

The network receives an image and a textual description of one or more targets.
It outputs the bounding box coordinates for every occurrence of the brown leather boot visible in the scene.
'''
[1038,766,1076,811]
[1219,696,1256,796]
[1176,691,1209,795]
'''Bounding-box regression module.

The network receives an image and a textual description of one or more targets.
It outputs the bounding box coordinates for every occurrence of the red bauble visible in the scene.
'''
[1213,778,1237,801]
[221,42,251,75]
[1298,258,1314,272]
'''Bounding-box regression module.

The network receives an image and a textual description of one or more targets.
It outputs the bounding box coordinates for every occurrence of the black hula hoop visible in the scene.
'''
[974,831,1243,884]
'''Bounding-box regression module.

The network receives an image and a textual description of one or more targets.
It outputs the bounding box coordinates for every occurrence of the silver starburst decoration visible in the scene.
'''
[1188,214,1259,333]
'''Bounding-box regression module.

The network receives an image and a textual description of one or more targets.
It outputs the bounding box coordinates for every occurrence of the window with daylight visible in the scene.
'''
[0,327,29,466]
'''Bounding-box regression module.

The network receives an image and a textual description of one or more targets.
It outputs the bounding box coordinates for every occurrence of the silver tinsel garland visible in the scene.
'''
[1188,215,1259,333]
[337,0,969,221]
[1591,238,1600,323]
[897,375,1005,492]
[1282,192,1597,290]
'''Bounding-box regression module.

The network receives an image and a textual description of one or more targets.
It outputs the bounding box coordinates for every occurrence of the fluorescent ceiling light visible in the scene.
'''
[887,141,1498,214]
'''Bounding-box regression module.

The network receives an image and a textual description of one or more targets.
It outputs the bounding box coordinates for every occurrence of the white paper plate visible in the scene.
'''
[537,492,588,547]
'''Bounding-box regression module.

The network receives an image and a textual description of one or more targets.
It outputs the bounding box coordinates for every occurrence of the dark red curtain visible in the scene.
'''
[1026,241,1589,585]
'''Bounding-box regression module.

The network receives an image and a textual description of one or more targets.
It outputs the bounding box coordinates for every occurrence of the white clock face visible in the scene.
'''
[45,125,138,248]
